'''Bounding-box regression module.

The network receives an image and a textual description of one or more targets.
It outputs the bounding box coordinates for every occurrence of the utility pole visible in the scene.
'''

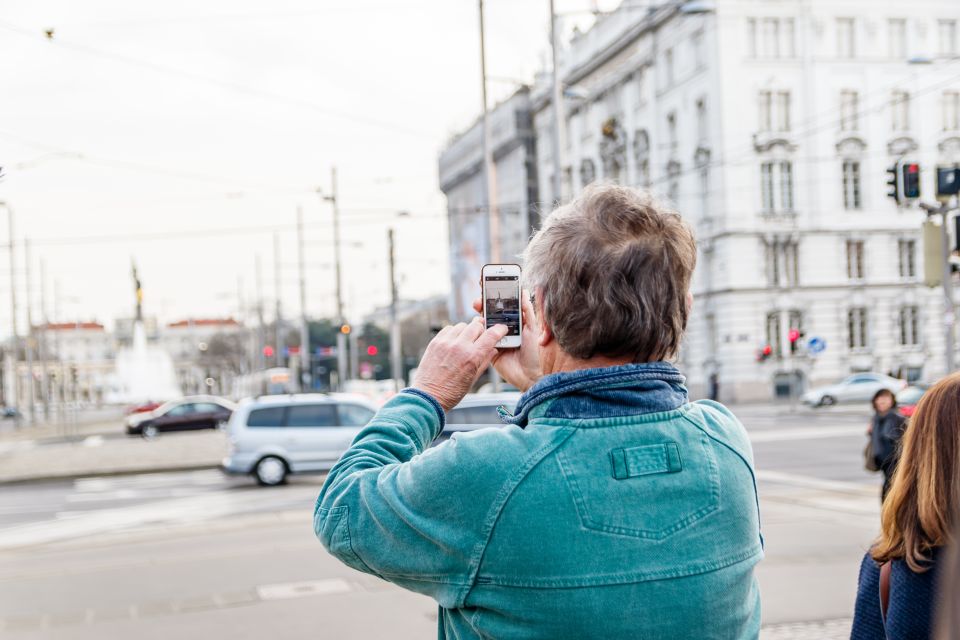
[297,206,310,391]
[2,204,21,416]
[319,167,347,389]
[255,253,266,371]
[39,258,50,421]
[549,0,566,205]
[24,239,35,424]
[478,0,500,263]
[388,228,403,391]
[273,232,283,369]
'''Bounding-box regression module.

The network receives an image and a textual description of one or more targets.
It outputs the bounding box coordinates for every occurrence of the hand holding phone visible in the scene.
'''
[481,264,522,349]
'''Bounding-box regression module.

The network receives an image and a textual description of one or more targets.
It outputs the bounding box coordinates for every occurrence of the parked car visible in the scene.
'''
[125,396,236,438]
[896,383,931,418]
[221,394,378,486]
[436,392,521,442]
[801,373,907,407]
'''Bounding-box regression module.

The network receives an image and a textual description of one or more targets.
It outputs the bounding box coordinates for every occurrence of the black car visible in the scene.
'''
[125,396,236,438]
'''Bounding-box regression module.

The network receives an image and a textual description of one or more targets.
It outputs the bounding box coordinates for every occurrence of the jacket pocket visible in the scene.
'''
[557,434,720,540]
[314,505,377,575]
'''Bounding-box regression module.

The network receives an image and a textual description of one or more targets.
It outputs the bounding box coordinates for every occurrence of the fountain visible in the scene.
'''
[105,263,181,404]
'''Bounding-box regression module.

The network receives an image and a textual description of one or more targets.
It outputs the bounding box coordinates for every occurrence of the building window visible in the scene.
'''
[766,311,782,357]
[788,309,804,335]
[766,238,800,287]
[692,30,705,70]
[761,161,794,213]
[633,129,650,186]
[842,160,862,210]
[837,18,856,58]
[699,166,710,219]
[759,91,772,132]
[888,18,906,59]
[900,306,921,346]
[664,47,674,86]
[758,91,789,132]
[846,240,865,280]
[666,111,677,154]
[944,91,960,131]
[840,90,859,131]
[667,162,681,203]
[580,158,596,186]
[762,18,780,58]
[940,19,958,57]
[747,18,757,58]
[848,307,868,349]
[696,98,708,143]
[898,239,916,278]
[891,90,910,131]
[776,91,791,131]
[783,18,796,57]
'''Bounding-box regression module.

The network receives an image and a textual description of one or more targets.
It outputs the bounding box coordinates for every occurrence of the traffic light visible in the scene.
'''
[937,166,960,200]
[366,345,378,356]
[788,328,801,354]
[757,344,773,362]
[887,160,921,204]
[263,345,274,358]
[902,162,920,200]
[340,324,351,335]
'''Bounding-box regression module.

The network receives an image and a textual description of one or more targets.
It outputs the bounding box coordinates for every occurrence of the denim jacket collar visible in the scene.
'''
[500,361,688,427]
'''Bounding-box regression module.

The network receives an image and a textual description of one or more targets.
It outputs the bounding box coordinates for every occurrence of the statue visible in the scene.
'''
[132,261,143,322]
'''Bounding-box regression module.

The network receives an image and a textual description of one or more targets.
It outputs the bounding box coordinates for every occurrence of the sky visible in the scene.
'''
[0,0,614,334]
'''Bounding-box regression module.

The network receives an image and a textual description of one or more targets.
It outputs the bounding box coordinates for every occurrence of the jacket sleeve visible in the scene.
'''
[313,389,523,608]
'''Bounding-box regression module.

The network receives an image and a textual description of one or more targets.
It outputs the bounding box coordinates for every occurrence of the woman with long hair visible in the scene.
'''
[851,372,960,638]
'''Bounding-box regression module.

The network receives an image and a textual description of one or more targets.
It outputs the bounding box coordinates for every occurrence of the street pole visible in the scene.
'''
[478,0,500,264]
[39,258,50,421]
[921,199,958,374]
[388,228,403,392]
[273,232,283,369]
[255,253,266,371]
[297,206,310,391]
[321,167,347,390]
[24,238,35,424]
[549,0,566,204]
[2,204,21,417]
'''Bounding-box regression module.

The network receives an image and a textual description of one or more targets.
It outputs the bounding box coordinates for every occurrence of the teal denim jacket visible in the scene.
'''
[315,363,763,639]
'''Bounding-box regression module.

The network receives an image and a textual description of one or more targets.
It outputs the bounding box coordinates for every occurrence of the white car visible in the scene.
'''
[438,392,521,441]
[801,373,906,407]
[221,394,377,486]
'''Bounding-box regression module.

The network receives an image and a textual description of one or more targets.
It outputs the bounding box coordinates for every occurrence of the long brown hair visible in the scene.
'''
[873,372,960,572]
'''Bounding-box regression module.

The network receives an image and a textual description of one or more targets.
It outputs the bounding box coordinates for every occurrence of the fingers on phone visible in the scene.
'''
[472,298,483,313]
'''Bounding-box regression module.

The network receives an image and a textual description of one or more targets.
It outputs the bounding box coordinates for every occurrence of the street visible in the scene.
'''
[0,405,880,639]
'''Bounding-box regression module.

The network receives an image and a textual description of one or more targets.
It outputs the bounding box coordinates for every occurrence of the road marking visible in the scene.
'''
[749,425,866,443]
[256,578,352,601]
[81,435,104,448]
[756,470,876,495]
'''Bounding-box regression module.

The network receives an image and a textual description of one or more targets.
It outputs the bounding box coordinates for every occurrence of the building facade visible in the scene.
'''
[438,87,540,322]
[524,0,960,401]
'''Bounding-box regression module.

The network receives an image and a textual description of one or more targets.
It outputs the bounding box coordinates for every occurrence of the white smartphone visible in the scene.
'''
[481,263,522,348]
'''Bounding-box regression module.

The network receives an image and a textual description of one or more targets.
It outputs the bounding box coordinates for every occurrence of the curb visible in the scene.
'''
[0,462,222,487]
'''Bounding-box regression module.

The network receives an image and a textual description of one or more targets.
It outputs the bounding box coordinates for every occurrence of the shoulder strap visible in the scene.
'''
[879,561,892,621]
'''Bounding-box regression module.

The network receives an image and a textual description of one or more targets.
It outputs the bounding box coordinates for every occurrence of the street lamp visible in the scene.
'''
[317,168,347,390]
[0,202,19,416]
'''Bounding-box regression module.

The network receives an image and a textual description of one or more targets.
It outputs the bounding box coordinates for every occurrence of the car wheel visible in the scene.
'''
[254,456,288,486]
[819,395,836,407]
[141,424,159,439]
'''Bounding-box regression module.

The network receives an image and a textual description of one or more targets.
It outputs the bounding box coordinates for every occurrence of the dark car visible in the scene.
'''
[126,396,236,438]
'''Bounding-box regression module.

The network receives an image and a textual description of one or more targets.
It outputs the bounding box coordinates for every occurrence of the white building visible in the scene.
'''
[527,0,959,401]
[162,318,247,394]
[438,87,540,322]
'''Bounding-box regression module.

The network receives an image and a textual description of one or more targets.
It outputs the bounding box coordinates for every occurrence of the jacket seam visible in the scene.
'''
[455,425,580,608]
[472,544,763,588]
[529,404,695,428]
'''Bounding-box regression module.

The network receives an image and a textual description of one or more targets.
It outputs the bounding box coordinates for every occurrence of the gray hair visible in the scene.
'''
[522,182,697,362]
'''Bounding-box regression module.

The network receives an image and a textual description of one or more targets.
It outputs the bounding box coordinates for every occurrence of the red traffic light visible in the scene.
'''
[788,328,800,343]
[906,163,919,174]
[366,345,378,356]
[762,344,773,356]
[263,345,275,357]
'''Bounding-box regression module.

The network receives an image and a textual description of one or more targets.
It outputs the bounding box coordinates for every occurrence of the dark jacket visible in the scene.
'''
[870,411,906,468]
[851,549,942,639]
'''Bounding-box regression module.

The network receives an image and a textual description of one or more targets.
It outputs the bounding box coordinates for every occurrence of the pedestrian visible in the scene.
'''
[850,372,960,639]
[314,183,763,639]
[867,388,907,502]
[709,371,720,401]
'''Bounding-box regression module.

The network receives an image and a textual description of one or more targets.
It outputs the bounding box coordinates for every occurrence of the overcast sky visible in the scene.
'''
[0,0,612,333]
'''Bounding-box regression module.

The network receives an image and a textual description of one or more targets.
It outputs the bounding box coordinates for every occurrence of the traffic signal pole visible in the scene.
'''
[921,199,958,374]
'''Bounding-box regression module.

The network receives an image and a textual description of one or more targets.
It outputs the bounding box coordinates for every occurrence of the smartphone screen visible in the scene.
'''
[483,274,521,336]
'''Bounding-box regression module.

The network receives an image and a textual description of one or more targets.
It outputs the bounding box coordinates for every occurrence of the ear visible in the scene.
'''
[536,294,553,348]
[685,291,694,315]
